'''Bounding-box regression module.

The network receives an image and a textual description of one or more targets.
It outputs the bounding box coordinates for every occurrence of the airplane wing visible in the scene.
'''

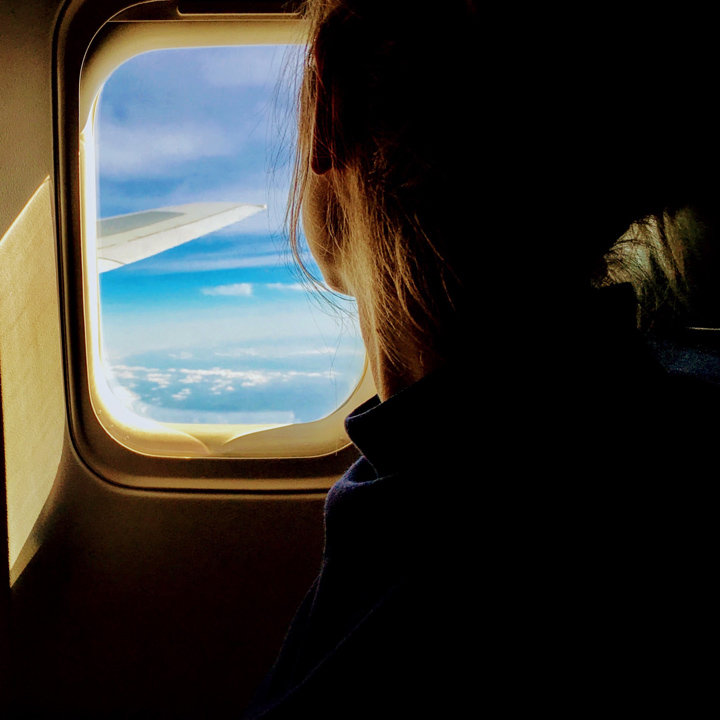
[96,202,265,273]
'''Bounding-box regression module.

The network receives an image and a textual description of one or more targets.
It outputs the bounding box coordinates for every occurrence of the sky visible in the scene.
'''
[96,45,365,425]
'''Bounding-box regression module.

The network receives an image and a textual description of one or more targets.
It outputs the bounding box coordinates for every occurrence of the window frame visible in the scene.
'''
[56,0,373,490]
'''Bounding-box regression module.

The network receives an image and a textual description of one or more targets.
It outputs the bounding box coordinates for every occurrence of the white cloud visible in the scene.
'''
[112,364,159,372]
[210,344,360,360]
[178,373,204,384]
[201,283,254,297]
[237,371,274,388]
[113,369,137,379]
[146,253,281,274]
[200,53,278,88]
[171,388,191,400]
[170,366,337,388]
[99,121,236,179]
[292,347,342,356]
[198,45,302,89]
[213,348,260,358]
[146,372,172,388]
[111,385,142,410]
[266,282,305,292]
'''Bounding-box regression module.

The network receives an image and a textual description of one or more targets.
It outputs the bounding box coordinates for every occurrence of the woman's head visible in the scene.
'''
[289,0,479,376]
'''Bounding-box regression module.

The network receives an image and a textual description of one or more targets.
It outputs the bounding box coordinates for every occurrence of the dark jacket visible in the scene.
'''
[244,290,715,717]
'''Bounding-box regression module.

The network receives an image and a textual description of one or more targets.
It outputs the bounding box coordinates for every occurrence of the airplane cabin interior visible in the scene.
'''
[3,1,720,717]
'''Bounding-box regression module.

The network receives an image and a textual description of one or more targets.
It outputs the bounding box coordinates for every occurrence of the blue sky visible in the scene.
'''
[96,45,364,425]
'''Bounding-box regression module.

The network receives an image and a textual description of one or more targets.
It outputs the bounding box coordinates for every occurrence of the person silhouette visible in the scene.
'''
[242,2,717,717]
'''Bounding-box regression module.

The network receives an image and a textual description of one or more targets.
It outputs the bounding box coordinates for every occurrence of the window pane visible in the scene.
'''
[95,45,364,425]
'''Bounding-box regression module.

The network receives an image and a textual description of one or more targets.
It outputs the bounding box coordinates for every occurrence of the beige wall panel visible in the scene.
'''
[0,178,65,577]
[0,0,60,236]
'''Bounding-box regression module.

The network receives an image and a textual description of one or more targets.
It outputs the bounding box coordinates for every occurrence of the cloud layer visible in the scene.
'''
[107,346,364,424]
[201,283,254,297]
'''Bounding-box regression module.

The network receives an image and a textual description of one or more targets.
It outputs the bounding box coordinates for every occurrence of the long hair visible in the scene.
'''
[288,0,479,371]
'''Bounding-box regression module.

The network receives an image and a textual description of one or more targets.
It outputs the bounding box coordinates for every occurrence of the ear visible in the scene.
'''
[310,37,335,176]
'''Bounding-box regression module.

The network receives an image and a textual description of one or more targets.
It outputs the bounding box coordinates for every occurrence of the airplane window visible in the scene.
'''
[91,45,365,428]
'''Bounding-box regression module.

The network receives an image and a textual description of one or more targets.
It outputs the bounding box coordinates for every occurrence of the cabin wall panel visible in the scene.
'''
[11,440,326,716]
[0,0,62,237]
[0,179,65,579]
